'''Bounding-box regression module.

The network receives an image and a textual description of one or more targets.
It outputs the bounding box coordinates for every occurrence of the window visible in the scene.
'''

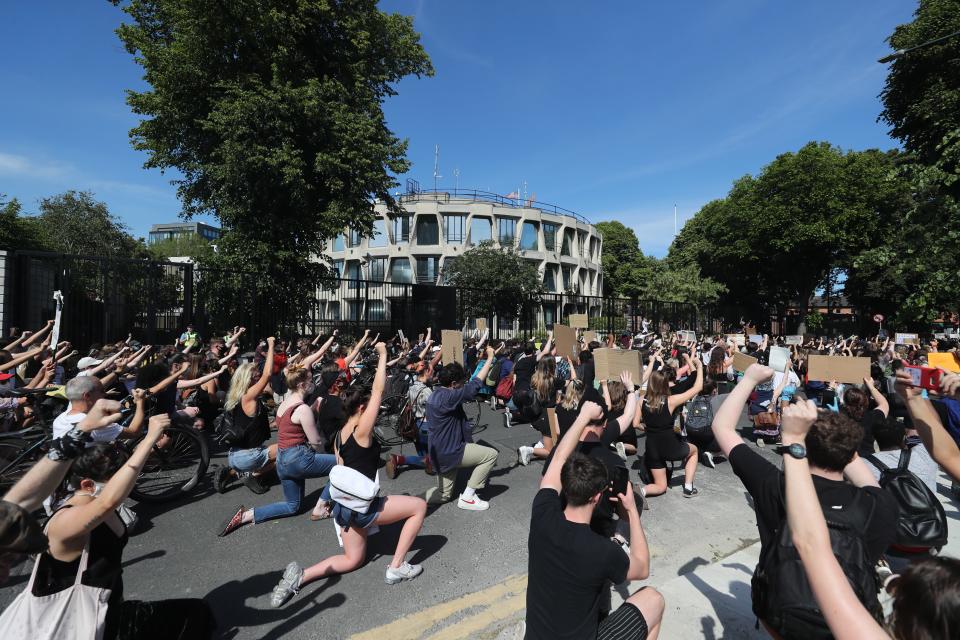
[331,260,344,277]
[520,221,539,250]
[415,215,439,245]
[367,257,387,282]
[579,232,588,257]
[332,235,344,252]
[368,300,385,321]
[543,223,558,251]
[327,302,341,321]
[470,217,492,244]
[498,218,517,245]
[347,301,363,321]
[345,260,361,289]
[444,214,466,243]
[369,220,387,248]
[543,267,556,292]
[562,266,572,290]
[561,230,573,256]
[390,258,412,283]
[416,256,441,283]
[348,228,362,247]
[392,215,410,243]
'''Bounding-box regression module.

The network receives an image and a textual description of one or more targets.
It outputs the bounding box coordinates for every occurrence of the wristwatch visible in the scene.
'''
[774,443,807,460]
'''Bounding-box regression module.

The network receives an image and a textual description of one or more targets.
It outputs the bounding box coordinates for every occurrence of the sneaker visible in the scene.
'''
[213,465,232,494]
[243,473,270,495]
[218,505,246,537]
[386,454,400,480]
[457,495,490,511]
[503,411,512,429]
[611,533,631,556]
[518,446,534,466]
[701,451,716,469]
[756,438,765,448]
[613,442,627,462]
[385,561,424,585]
[270,561,304,608]
[683,486,699,498]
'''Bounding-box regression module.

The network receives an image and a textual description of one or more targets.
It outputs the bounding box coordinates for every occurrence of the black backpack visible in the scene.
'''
[485,358,503,387]
[751,485,881,639]
[684,397,713,435]
[213,405,245,445]
[865,448,947,550]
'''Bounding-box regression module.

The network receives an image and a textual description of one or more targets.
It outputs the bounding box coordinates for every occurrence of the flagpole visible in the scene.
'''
[674,204,677,236]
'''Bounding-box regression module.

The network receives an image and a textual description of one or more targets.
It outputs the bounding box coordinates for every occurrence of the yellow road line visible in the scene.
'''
[350,574,528,640]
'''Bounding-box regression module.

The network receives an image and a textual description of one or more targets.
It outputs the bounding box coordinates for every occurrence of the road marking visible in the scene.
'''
[350,574,528,640]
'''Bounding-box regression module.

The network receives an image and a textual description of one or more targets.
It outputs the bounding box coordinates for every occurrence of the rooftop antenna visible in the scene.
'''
[454,167,460,191]
[674,203,678,236]
[433,145,442,191]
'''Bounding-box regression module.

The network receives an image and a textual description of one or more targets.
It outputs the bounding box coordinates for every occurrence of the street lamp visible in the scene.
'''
[878,28,960,63]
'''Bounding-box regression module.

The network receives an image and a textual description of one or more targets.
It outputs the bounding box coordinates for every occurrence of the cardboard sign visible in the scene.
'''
[583,330,598,345]
[928,352,960,373]
[593,348,643,382]
[546,408,560,443]
[678,330,696,343]
[732,351,758,372]
[554,324,579,359]
[441,330,463,365]
[785,335,803,346]
[726,334,746,347]
[807,355,870,384]
[568,313,589,329]
[748,334,764,345]
[475,318,487,332]
[768,346,791,372]
[895,333,919,346]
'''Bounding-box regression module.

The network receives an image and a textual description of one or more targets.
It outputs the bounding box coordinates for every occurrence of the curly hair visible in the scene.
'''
[806,409,863,472]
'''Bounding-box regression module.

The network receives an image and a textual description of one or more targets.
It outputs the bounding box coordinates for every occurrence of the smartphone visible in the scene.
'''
[611,466,629,496]
[902,365,943,392]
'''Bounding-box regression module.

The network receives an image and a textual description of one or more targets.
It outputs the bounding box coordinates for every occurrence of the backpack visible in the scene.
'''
[865,448,947,550]
[684,397,714,435]
[386,371,411,403]
[485,358,503,387]
[751,485,881,639]
[213,405,245,445]
[495,374,514,400]
[397,385,426,442]
[328,465,380,513]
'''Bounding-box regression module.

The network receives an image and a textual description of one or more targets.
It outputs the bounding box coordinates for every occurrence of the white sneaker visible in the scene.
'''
[613,442,627,462]
[503,412,512,429]
[385,561,423,585]
[457,495,489,511]
[518,446,534,466]
[534,440,544,450]
[701,451,716,469]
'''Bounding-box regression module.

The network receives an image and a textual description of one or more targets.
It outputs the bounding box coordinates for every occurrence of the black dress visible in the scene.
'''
[640,400,689,470]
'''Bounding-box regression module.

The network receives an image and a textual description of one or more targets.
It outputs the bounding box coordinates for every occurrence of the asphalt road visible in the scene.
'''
[1,400,774,639]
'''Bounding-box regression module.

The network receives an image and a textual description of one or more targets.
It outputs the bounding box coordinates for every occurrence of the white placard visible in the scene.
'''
[895,333,919,345]
[785,335,803,345]
[50,291,64,352]
[768,346,790,372]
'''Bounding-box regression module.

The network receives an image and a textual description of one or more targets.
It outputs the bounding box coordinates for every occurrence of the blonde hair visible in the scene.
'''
[560,379,585,410]
[531,359,556,402]
[285,365,311,392]
[225,363,256,411]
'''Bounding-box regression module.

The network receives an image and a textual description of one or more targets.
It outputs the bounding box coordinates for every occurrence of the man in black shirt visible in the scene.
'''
[526,400,663,640]
[711,364,898,636]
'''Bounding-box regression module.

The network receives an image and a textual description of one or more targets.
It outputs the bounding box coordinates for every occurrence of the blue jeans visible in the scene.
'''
[405,419,430,468]
[253,445,336,523]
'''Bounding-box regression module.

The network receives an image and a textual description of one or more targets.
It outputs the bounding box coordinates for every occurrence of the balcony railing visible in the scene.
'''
[399,187,591,225]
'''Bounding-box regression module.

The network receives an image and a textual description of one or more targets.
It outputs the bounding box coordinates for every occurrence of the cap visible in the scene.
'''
[0,501,47,554]
[77,357,103,370]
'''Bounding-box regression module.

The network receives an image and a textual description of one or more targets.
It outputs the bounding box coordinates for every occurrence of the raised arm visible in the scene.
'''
[0,346,44,372]
[617,371,639,434]
[782,401,888,640]
[863,376,889,417]
[356,343,388,439]
[117,388,149,439]
[20,319,54,348]
[178,365,227,389]
[225,326,245,349]
[667,356,704,412]
[302,330,337,369]
[244,337,275,402]
[125,345,152,369]
[217,344,239,366]
[418,338,434,361]
[344,329,370,367]
[896,371,960,482]
[537,331,553,362]
[474,346,495,385]
[542,400,604,492]
[712,364,774,457]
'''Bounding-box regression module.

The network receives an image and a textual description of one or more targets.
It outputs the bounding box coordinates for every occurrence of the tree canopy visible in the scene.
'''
[111,0,433,323]
[37,191,146,258]
[444,242,542,318]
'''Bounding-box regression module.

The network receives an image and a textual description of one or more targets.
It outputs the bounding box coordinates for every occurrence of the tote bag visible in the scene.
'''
[0,543,111,640]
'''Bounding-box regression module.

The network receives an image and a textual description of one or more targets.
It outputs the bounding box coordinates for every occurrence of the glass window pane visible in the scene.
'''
[369,220,387,248]
[444,215,465,243]
[520,222,538,250]
[498,218,516,245]
[332,260,344,277]
[333,235,344,252]
[543,223,557,251]
[416,256,440,283]
[543,267,556,292]
[368,300,385,321]
[390,258,412,283]
[470,217,491,244]
[561,230,572,256]
[392,216,410,243]
[415,215,439,245]
[368,257,386,282]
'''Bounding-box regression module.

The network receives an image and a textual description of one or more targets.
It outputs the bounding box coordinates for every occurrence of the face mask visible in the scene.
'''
[78,481,105,498]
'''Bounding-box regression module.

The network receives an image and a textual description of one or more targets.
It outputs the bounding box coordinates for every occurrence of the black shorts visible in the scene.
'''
[598,602,649,640]
[644,431,690,470]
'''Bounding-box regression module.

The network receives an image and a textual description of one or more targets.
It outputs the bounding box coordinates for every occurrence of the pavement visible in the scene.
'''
[3,401,959,639]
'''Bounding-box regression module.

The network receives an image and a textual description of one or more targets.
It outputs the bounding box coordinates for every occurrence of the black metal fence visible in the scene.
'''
[3,250,824,348]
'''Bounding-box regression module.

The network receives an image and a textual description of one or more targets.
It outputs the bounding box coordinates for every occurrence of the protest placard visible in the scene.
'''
[732,351,758,372]
[928,352,960,374]
[568,313,589,329]
[441,330,463,365]
[768,346,791,372]
[475,317,487,332]
[726,334,746,346]
[678,330,696,343]
[593,348,643,382]
[554,324,579,359]
[785,335,803,345]
[895,333,919,345]
[583,330,598,345]
[807,355,871,384]
[748,334,764,345]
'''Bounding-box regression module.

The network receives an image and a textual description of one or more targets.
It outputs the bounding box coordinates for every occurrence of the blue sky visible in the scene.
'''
[1,1,916,256]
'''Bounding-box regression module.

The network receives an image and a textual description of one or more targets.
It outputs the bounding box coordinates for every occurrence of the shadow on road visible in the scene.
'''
[367,531,448,566]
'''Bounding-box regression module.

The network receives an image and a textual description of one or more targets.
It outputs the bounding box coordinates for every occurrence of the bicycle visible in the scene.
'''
[371,388,487,447]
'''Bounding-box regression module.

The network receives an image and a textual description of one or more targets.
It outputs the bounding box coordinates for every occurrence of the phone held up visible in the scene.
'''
[902,365,942,393]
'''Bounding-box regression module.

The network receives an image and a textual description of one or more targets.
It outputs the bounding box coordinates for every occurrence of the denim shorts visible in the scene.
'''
[332,496,385,531]
[228,447,270,473]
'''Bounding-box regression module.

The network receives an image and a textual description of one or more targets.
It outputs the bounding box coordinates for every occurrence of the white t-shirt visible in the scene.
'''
[52,411,123,443]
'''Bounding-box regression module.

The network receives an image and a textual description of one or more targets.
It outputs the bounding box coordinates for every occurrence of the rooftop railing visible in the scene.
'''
[398,188,591,226]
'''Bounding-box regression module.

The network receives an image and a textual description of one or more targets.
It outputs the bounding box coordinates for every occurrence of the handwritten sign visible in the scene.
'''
[732,351,758,372]
[554,324,579,359]
[785,335,803,345]
[568,313,589,329]
[441,330,463,365]
[895,333,919,346]
[726,334,746,346]
[593,348,643,382]
[807,355,870,384]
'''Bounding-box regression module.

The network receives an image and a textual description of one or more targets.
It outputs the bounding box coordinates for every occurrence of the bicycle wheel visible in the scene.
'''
[0,439,39,494]
[129,426,210,503]
[373,395,406,447]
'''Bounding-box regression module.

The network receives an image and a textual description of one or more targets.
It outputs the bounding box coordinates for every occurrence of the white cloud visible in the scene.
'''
[0,151,69,179]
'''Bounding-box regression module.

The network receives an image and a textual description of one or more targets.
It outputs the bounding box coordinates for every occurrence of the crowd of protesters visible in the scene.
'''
[1,315,960,639]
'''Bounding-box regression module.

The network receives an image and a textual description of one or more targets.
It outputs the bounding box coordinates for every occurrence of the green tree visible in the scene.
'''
[0,196,47,251]
[880,0,960,199]
[37,191,145,258]
[444,242,542,318]
[111,0,433,328]
[148,233,215,262]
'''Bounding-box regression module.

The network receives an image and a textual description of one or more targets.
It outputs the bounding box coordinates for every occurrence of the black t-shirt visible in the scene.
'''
[857,408,886,457]
[579,360,596,389]
[728,443,898,561]
[316,394,347,444]
[542,418,622,479]
[525,488,629,640]
[513,355,536,392]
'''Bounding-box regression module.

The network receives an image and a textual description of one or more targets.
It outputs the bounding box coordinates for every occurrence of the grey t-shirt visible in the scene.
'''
[867,444,939,493]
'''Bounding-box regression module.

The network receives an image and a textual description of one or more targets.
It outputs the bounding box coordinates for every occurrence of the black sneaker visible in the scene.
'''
[214,465,232,494]
[683,486,699,498]
[243,473,270,495]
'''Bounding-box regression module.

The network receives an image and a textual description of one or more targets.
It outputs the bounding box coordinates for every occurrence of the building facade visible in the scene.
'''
[148,222,222,244]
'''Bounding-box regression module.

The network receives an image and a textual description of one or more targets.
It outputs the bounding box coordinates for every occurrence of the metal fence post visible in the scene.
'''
[183,262,194,326]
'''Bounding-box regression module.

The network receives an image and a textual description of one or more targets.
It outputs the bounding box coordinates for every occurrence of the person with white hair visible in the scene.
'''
[52,376,147,443]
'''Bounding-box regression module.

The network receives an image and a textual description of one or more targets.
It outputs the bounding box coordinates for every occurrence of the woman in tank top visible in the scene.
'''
[218,340,335,537]
[268,343,428,608]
